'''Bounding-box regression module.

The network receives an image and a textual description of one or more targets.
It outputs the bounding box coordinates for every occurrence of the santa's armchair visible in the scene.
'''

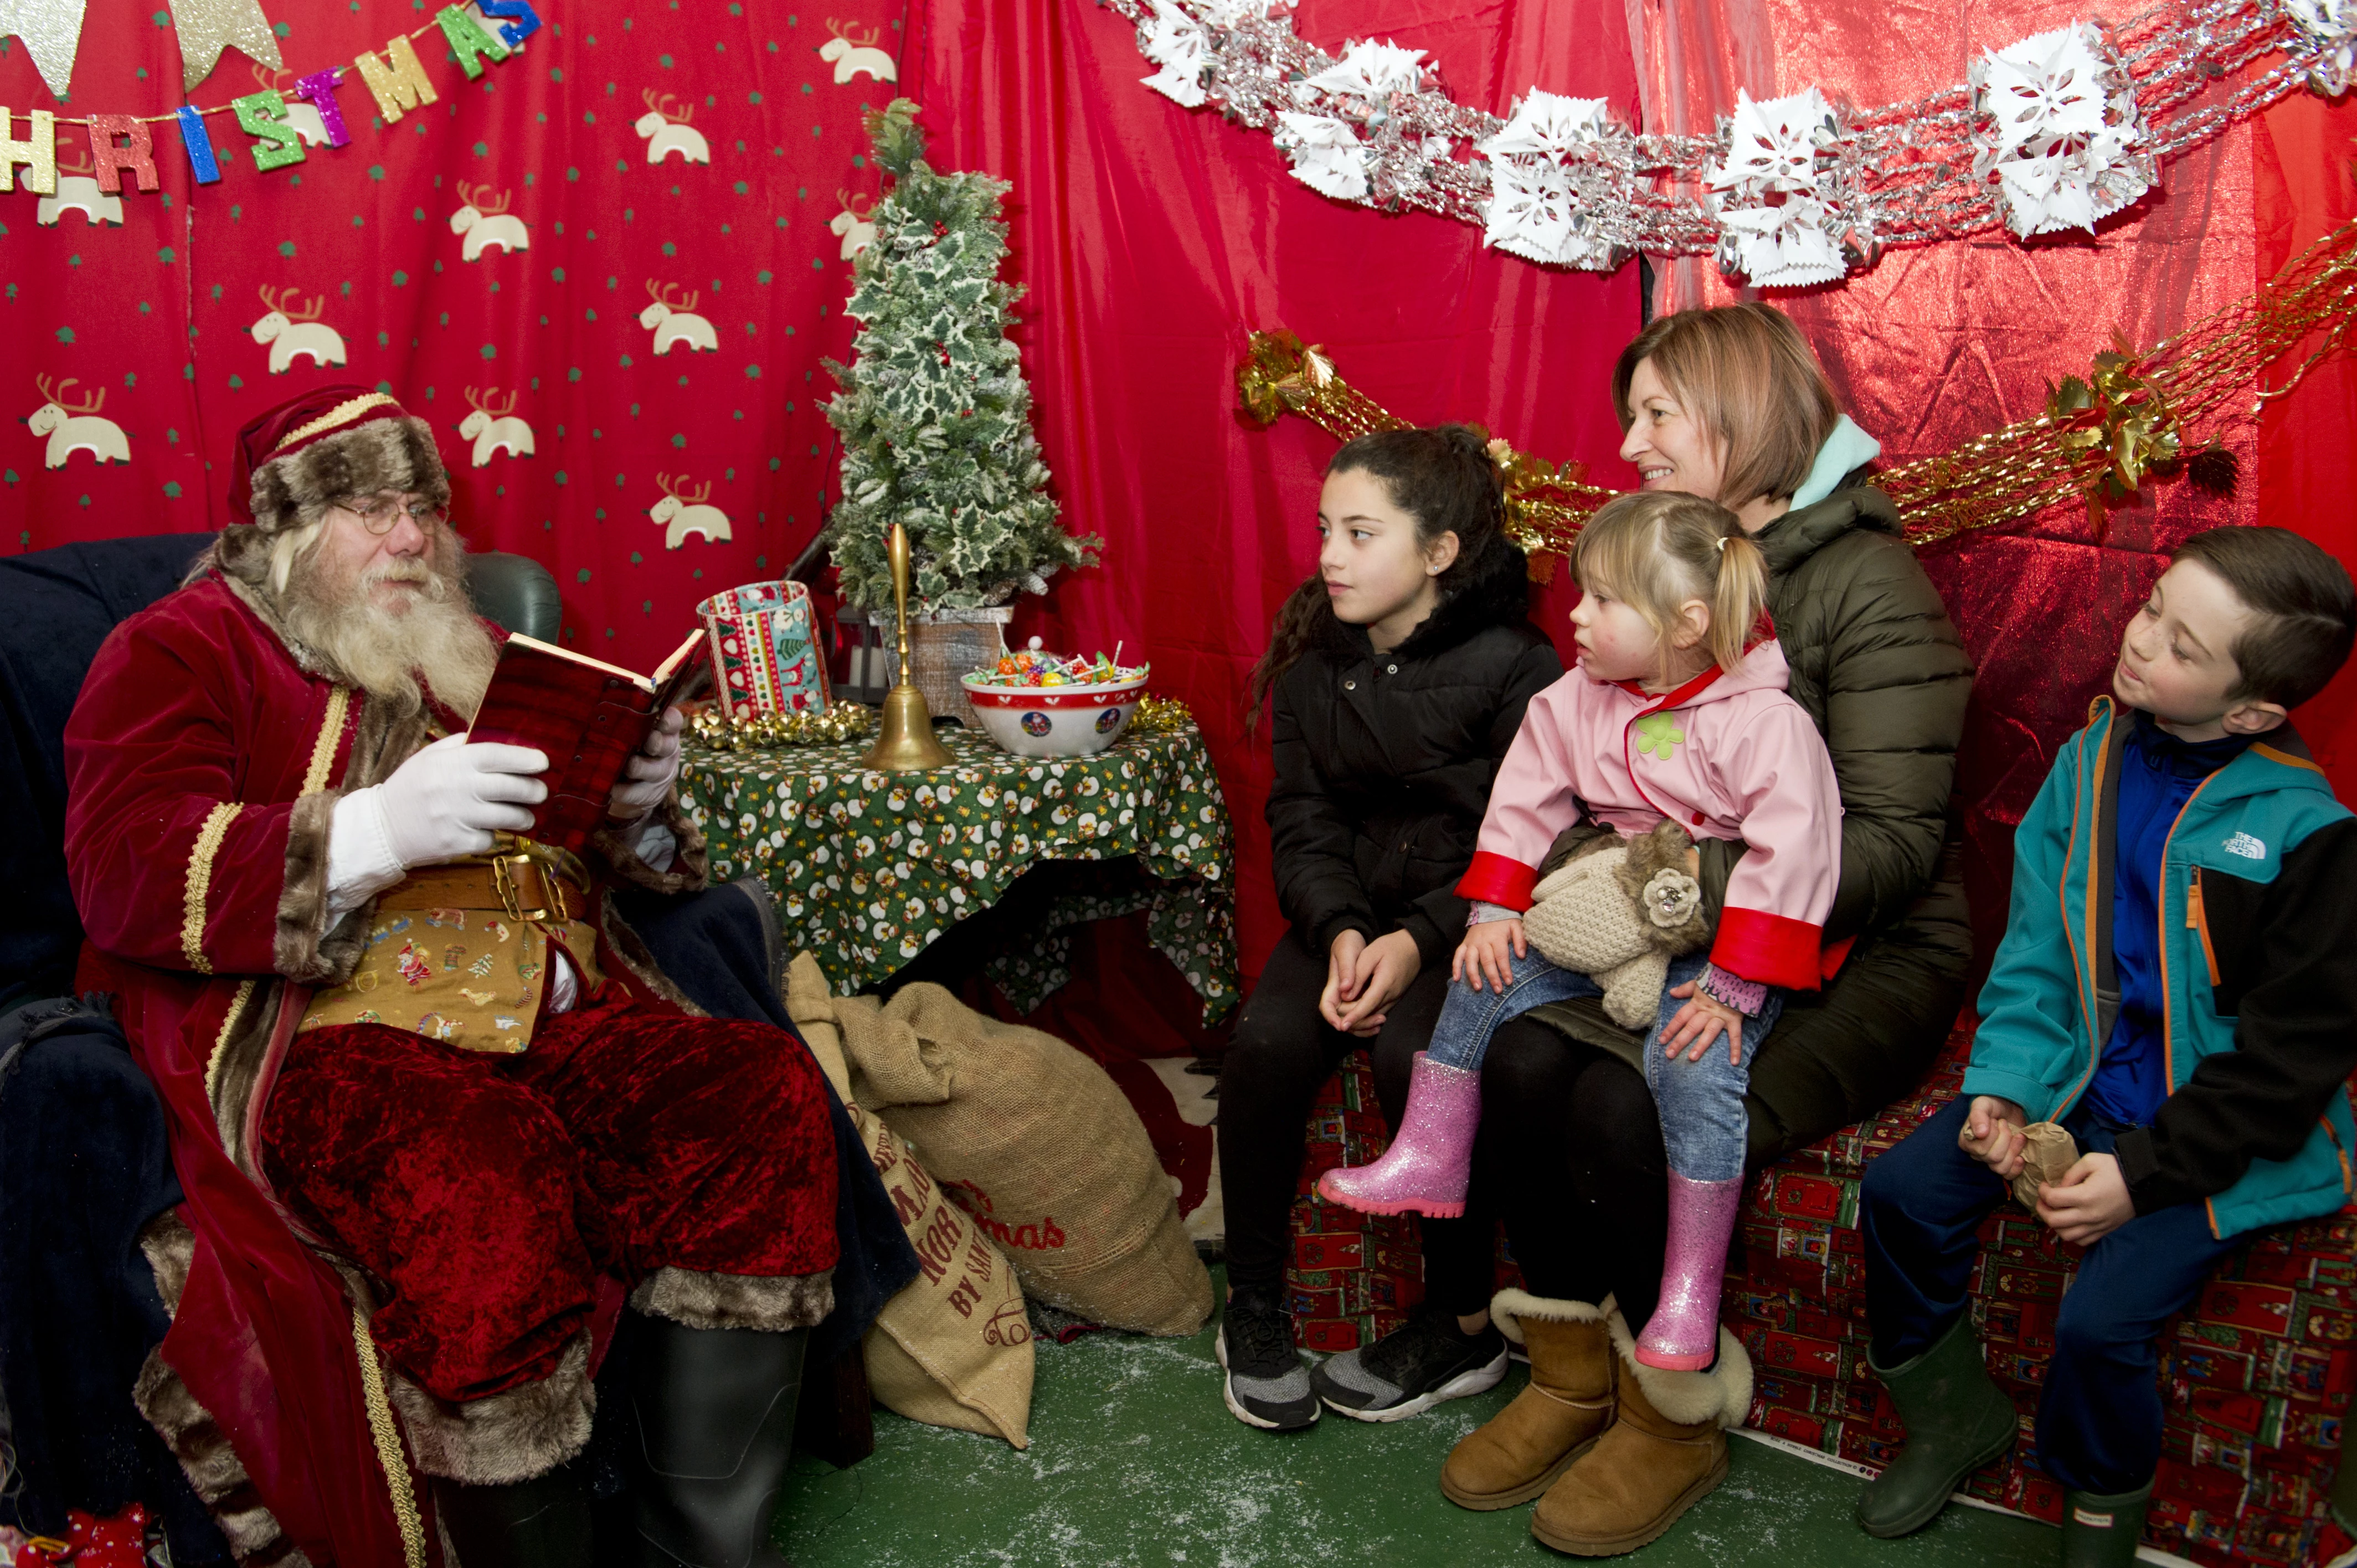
[0,534,909,1560]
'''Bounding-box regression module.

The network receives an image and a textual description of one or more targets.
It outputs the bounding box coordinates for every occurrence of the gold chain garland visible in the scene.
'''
[1236,333,1613,577]
[1238,218,2357,557]
[1129,694,1193,734]
[689,703,877,751]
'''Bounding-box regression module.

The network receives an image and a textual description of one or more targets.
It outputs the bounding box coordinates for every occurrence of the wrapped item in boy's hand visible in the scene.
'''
[2010,1121,2080,1212]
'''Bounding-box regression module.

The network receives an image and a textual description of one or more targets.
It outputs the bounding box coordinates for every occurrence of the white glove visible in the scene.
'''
[606,705,685,822]
[362,732,550,869]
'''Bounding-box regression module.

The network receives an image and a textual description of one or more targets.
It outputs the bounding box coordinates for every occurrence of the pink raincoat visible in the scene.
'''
[1455,638,1843,990]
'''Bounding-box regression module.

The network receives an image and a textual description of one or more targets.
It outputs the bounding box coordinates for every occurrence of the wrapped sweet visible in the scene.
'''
[966,636,1148,690]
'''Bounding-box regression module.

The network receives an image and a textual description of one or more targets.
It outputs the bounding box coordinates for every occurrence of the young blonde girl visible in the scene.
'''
[1320,489,1842,1371]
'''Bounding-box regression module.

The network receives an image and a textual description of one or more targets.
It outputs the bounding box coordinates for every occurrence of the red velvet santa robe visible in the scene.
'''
[64,571,791,1568]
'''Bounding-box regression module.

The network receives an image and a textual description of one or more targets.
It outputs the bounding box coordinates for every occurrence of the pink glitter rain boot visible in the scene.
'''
[1315,1052,1481,1218]
[1634,1173,1746,1370]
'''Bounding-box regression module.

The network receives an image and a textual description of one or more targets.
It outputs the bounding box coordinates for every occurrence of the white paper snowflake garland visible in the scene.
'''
[1475,91,1624,269]
[2285,0,2357,96]
[1703,90,1855,288]
[1136,0,1214,107]
[1298,38,1428,101]
[1105,0,2323,287]
[1969,21,2153,239]
[1274,112,1375,200]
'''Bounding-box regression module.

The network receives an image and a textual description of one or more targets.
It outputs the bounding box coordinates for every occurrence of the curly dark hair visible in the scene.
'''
[1246,424,1509,728]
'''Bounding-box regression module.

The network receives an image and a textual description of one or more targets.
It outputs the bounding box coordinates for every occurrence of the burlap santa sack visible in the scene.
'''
[788,954,1212,1338]
[1521,821,1710,1028]
[788,958,1033,1448]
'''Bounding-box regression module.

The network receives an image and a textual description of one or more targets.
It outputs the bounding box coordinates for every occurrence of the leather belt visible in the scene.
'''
[377,850,585,924]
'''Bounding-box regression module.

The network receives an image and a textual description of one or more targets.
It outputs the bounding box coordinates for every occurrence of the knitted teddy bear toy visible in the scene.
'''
[1519,820,1711,1028]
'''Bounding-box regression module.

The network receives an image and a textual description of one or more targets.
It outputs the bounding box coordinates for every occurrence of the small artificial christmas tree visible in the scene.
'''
[822,100,1100,613]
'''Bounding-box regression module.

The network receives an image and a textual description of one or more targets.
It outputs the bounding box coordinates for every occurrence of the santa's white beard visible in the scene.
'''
[277,537,497,720]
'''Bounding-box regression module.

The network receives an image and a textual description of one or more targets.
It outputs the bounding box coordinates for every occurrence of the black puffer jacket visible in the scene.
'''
[1267,538,1563,970]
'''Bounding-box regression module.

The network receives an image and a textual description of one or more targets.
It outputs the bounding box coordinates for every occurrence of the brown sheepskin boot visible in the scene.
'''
[1529,1307,1751,1556]
[1441,1292,1615,1510]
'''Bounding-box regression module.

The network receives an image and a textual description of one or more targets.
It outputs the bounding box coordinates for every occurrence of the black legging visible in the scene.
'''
[1218,929,1673,1320]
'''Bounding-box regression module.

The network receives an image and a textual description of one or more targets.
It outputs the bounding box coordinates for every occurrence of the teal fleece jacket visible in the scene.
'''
[1963,696,2357,1239]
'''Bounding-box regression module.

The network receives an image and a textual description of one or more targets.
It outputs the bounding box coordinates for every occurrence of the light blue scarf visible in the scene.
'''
[1789,415,1881,510]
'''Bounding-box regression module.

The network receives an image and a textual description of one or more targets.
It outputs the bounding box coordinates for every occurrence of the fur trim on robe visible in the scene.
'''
[629,1265,836,1334]
[135,1212,313,1567]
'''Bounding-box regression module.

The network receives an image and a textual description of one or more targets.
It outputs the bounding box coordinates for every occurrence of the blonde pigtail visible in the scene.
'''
[1707,532,1771,673]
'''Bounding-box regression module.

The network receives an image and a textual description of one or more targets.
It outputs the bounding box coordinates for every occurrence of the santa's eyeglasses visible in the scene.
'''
[336,493,447,534]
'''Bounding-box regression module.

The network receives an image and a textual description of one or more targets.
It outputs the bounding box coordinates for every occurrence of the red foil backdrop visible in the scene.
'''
[1623,0,2357,977]
[911,0,1646,975]
[6,0,2353,992]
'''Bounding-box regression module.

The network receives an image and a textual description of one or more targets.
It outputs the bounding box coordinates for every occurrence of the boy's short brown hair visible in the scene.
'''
[2170,526,2356,710]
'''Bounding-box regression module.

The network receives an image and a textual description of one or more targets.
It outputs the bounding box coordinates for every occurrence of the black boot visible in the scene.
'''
[435,1462,593,1568]
[631,1319,809,1568]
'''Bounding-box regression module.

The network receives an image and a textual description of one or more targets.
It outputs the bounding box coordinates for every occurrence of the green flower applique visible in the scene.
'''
[1633,712,1686,758]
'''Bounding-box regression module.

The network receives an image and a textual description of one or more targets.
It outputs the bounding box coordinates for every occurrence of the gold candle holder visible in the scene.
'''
[860,522,954,773]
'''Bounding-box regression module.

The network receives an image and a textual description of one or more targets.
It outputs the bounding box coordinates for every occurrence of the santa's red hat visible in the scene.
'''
[227,384,452,532]
[209,385,452,589]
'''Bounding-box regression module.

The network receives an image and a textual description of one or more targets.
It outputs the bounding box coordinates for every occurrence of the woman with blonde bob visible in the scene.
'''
[1316,305,1973,1556]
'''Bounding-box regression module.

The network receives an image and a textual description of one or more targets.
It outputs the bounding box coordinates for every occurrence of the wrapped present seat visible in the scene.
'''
[1287,1023,2357,1565]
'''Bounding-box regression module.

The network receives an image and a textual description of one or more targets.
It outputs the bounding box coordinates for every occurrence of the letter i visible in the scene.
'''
[176,106,222,184]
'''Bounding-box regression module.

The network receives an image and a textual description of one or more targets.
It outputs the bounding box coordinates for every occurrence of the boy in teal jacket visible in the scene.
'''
[1854,527,2357,1565]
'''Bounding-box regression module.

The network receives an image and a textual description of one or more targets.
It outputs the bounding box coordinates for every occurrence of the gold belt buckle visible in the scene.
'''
[492,850,570,924]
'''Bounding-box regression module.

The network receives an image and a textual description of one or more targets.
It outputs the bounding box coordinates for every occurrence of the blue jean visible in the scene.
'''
[1424,948,1781,1183]
[1859,1095,2243,1494]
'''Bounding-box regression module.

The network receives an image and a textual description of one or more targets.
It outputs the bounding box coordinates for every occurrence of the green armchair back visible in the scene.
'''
[466,550,562,642]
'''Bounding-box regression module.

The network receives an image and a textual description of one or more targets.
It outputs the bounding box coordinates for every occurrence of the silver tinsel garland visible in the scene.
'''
[1102,0,2348,285]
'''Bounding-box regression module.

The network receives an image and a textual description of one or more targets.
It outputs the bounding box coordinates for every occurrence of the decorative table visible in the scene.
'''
[677,718,1240,1022]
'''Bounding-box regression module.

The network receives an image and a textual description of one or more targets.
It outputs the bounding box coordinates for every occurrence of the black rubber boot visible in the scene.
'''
[2061,1481,2152,1568]
[1854,1313,2019,1539]
[435,1461,593,1568]
[631,1319,809,1568]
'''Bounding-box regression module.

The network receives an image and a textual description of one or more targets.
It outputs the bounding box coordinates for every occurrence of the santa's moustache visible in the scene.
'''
[278,541,498,720]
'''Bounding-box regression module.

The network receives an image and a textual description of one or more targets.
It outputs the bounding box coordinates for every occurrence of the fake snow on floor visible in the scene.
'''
[776,1329,1507,1568]
[773,1314,2060,1568]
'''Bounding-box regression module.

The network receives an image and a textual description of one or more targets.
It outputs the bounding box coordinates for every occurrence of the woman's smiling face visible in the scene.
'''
[1619,357,1728,503]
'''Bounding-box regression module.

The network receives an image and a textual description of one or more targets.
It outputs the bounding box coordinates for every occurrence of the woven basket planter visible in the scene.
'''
[868,606,1013,726]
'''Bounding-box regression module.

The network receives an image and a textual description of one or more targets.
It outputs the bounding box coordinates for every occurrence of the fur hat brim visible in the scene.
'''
[208,413,452,590]
[248,412,450,534]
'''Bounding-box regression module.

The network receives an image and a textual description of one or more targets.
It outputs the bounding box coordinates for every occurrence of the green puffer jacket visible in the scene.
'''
[1530,479,1978,1162]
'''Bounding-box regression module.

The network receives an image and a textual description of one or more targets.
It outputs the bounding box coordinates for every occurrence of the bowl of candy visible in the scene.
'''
[961,639,1150,758]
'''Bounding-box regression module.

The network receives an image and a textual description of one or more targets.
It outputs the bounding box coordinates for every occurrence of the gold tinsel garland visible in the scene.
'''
[1129,694,1193,734]
[1237,218,2357,559]
[689,704,878,752]
[686,697,1192,751]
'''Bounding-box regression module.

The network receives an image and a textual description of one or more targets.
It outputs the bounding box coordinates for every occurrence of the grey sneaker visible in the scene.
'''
[1217,1286,1319,1431]
[1310,1303,1507,1422]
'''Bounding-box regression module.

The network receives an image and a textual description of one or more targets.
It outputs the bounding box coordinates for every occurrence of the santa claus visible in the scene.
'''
[65,386,840,1568]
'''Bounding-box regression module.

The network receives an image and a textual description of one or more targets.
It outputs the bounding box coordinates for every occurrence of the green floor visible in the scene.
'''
[773,1271,2063,1568]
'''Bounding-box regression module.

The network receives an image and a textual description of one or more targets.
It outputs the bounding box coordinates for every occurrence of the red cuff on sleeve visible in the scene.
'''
[1455,851,1538,912]
[1709,907,1826,991]
[1819,934,1857,984]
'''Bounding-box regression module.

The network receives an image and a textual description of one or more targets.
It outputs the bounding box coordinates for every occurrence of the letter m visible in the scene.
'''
[352,35,440,123]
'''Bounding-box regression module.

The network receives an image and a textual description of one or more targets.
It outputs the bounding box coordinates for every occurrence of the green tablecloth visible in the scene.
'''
[677,719,1239,1022]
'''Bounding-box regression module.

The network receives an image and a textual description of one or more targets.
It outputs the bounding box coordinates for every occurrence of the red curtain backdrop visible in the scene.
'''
[912,0,1645,977]
[0,0,905,656]
[11,0,2353,996]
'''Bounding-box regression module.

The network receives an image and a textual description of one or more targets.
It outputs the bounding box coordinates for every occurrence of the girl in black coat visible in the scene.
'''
[1216,425,1561,1431]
